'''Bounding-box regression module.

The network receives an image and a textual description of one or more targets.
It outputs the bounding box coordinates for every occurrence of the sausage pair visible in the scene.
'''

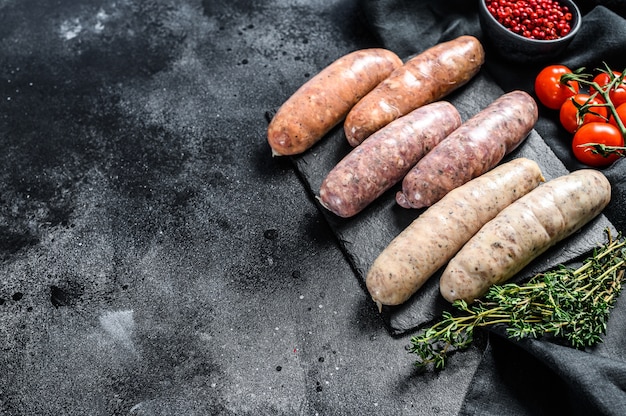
[367,165,611,309]
[320,90,537,218]
[365,158,546,309]
[440,169,611,303]
[267,36,485,156]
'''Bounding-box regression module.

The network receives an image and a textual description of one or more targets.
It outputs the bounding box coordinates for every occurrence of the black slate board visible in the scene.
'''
[271,70,616,336]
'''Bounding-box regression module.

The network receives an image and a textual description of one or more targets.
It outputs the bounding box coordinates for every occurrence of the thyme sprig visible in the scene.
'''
[409,229,626,370]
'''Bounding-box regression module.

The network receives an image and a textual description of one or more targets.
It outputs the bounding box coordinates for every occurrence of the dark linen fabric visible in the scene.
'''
[357,1,626,414]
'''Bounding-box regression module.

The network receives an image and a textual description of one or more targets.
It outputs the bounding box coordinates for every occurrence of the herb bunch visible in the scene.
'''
[409,230,626,370]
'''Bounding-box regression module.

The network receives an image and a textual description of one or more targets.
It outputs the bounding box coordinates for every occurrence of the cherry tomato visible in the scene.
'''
[610,78,626,108]
[589,71,619,95]
[559,93,608,133]
[571,122,624,167]
[534,65,579,110]
[609,102,626,130]
[590,70,626,107]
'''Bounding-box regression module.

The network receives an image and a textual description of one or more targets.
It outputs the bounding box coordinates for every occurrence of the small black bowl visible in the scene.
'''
[478,0,581,63]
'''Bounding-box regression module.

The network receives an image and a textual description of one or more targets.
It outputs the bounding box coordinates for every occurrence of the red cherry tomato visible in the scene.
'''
[590,71,619,94]
[534,65,580,110]
[571,122,624,167]
[610,79,626,108]
[591,70,626,107]
[559,93,608,133]
[609,102,626,129]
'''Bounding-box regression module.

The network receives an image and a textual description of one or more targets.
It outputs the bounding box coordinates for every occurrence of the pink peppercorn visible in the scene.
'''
[485,0,573,40]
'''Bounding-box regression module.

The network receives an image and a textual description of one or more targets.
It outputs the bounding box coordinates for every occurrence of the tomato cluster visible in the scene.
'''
[534,64,626,167]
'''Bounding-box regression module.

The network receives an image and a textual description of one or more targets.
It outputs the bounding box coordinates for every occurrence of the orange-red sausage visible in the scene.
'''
[267,49,403,156]
[343,36,485,147]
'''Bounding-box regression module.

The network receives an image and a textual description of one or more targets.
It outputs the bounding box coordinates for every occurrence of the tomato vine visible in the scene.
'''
[561,65,626,161]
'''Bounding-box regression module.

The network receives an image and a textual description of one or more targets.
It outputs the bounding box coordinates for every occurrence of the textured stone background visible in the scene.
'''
[0,1,482,414]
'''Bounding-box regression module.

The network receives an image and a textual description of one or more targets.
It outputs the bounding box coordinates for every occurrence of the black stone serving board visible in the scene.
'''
[269,70,615,336]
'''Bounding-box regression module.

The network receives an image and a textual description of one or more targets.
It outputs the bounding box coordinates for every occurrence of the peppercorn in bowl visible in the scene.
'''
[478,0,581,63]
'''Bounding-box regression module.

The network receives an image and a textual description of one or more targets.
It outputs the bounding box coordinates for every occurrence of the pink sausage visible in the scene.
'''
[396,90,538,209]
[318,101,461,218]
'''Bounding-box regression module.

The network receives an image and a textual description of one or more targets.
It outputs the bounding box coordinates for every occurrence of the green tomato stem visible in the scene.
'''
[566,68,626,139]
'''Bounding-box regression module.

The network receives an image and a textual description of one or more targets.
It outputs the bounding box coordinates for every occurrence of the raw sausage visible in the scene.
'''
[396,90,538,209]
[267,48,403,156]
[319,102,461,218]
[318,101,462,218]
[343,35,485,146]
[366,158,545,309]
[439,169,611,303]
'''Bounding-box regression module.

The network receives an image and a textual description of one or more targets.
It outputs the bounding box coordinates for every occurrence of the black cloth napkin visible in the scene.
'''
[355,0,626,414]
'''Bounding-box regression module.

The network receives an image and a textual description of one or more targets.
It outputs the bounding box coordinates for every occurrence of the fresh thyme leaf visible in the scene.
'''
[409,229,626,369]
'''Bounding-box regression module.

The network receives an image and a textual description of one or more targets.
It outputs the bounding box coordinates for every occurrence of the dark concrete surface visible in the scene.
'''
[0,1,483,414]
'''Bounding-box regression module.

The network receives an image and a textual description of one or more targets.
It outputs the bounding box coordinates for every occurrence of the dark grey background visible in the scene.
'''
[2,1,626,415]
[0,1,481,415]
